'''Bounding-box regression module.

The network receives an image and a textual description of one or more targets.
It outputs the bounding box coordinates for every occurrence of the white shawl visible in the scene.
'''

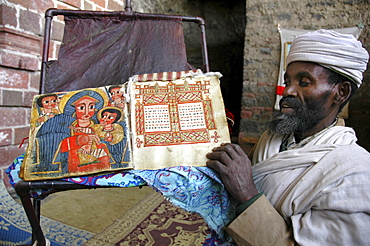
[252,126,370,245]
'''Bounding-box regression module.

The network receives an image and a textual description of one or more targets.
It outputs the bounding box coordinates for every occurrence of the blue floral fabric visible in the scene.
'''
[6,154,236,245]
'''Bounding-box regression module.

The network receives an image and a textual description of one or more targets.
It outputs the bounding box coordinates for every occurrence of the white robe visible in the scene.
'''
[251,126,370,245]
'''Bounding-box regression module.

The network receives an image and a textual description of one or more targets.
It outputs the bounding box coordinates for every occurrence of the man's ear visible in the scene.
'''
[334,81,351,105]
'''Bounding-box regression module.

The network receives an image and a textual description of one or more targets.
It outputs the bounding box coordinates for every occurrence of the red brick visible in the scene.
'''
[241,110,253,119]
[0,67,29,89]
[107,0,124,11]
[23,91,38,107]
[84,1,94,10]
[0,129,12,147]
[93,0,107,9]
[51,20,65,43]
[55,3,75,12]
[96,5,105,11]
[0,107,28,127]
[19,9,42,35]
[253,109,261,114]
[30,0,55,15]
[26,108,31,124]
[14,126,30,145]
[0,4,17,27]
[2,90,23,106]
[8,0,31,8]
[30,72,41,91]
[244,93,256,98]
[0,27,42,55]
[0,50,39,71]
[63,0,82,8]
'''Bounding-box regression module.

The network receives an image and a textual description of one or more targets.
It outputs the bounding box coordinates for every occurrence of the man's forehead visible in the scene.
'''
[285,62,326,77]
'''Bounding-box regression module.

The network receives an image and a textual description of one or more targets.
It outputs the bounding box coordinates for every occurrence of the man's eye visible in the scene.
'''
[89,105,95,109]
[299,80,310,87]
[283,80,290,86]
[78,106,85,110]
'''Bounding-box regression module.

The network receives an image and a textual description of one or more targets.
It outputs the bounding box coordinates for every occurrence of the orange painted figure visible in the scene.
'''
[58,95,111,173]
[36,94,60,125]
[108,86,125,109]
[93,107,124,145]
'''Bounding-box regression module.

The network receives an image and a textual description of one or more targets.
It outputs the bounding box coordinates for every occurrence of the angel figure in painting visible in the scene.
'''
[35,93,60,126]
[107,85,125,110]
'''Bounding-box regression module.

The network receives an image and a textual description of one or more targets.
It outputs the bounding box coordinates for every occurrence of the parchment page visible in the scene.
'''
[130,74,230,170]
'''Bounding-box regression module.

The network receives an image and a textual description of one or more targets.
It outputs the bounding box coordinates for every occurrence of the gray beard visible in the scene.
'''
[269,93,331,136]
[269,113,303,135]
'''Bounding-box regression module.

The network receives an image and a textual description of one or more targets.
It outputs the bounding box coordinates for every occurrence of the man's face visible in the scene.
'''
[41,96,57,109]
[74,97,96,120]
[100,111,117,126]
[270,62,336,135]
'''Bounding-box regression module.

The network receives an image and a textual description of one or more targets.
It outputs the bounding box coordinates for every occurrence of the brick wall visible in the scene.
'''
[0,0,124,190]
[240,0,370,153]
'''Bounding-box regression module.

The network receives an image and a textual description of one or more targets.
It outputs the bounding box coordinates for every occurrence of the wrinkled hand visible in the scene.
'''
[207,143,259,204]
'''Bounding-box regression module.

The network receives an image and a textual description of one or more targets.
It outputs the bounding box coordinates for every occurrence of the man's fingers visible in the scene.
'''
[229,143,246,156]
[206,159,227,173]
[214,143,244,160]
[206,150,232,165]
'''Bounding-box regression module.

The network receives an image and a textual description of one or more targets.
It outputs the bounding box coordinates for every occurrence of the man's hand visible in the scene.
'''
[206,143,259,204]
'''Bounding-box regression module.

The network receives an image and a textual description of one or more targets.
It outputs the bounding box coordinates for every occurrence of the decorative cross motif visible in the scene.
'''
[136,138,143,148]
[211,131,221,143]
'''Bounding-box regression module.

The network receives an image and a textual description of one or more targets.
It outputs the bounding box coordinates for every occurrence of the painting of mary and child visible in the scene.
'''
[26,86,131,179]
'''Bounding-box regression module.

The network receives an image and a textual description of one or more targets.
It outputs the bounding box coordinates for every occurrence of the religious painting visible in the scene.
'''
[22,87,131,180]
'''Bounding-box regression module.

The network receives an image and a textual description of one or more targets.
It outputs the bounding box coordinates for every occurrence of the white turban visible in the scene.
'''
[286,29,369,87]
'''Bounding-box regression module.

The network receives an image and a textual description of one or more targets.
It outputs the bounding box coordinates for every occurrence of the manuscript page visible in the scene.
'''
[129,73,230,170]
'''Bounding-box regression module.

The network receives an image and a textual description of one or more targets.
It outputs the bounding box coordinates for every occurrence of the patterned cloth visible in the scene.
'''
[0,178,94,245]
[6,154,236,245]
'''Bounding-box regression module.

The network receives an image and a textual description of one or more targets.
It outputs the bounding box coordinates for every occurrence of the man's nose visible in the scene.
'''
[282,83,298,97]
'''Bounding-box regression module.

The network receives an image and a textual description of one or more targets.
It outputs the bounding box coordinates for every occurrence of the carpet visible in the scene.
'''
[85,191,210,246]
[0,179,94,246]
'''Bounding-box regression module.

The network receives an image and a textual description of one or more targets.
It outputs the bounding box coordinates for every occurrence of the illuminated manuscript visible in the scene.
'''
[21,70,230,180]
